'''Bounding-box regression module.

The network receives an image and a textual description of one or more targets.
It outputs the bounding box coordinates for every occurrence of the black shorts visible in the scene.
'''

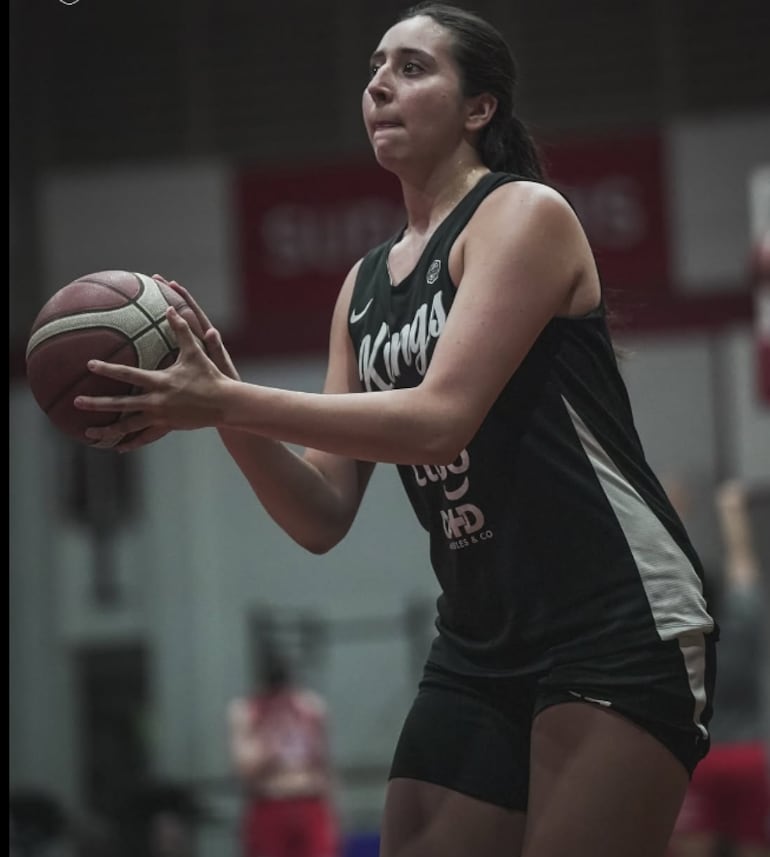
[389,632,716,811]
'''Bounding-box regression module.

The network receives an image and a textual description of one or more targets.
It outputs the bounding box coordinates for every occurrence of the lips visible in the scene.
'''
[369,116,402,131]
[372,120,402,131]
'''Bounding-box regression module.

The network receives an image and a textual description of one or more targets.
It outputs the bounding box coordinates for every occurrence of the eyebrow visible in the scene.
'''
[369,46,435,66]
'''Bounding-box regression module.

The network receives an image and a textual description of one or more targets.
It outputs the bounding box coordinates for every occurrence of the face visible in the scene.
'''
[362,16,469,169]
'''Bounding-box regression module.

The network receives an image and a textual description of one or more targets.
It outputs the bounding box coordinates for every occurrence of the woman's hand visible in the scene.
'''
[74,304,233,452]
[155,274,241,382]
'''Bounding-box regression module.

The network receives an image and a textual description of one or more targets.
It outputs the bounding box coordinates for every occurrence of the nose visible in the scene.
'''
[366,67,392,105]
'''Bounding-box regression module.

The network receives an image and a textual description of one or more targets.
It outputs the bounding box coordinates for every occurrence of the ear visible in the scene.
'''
[465,93,497,132]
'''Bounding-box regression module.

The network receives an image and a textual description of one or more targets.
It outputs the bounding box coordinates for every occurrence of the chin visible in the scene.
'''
[371,144,406,172]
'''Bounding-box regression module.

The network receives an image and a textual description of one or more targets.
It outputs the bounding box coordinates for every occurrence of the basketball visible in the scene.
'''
[25,270,205,447]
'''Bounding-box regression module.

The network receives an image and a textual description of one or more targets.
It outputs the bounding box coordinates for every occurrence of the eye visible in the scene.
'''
[403,61,422,75]
[369,63,381,79]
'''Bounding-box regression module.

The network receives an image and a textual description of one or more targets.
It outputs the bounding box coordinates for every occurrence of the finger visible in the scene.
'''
[84,358,155,387]
[84,411,153,445]
[204,328,240,380]
[75,389,147,413]
[168,282,216,332]
[152,273,172,285]
[114,427,171,453]
[204,327,228,360]
[166,306,204,353]
[204,328,226,358]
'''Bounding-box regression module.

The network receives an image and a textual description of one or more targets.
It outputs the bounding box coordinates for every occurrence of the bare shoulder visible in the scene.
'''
[474,179,580,236]
[463,179,588,284]
[294,689,328,718]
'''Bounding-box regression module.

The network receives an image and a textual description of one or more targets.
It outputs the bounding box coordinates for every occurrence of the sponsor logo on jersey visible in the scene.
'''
[426,259,441,284]
[357,291,447,392]
[412,449,494,549]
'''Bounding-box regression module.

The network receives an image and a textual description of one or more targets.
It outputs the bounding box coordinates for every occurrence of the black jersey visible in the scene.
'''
[347,171,715,676]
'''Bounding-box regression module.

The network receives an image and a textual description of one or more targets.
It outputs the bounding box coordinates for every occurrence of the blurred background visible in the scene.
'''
[9,1,770,856]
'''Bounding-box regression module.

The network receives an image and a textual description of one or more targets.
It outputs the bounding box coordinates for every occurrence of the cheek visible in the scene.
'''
[417,92,462,131]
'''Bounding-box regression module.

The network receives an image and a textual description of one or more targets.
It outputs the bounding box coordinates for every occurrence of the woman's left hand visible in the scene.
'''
[74,305,231,452]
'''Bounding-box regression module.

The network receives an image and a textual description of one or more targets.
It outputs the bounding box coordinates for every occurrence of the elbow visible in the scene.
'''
[300,538,337,556]
[272,504,355,556]
[420,426,474,467]
[294,526,348,556]
[412,392,479,466]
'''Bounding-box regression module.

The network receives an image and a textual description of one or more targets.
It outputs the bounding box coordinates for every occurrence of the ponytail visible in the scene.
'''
[480,112,545,180]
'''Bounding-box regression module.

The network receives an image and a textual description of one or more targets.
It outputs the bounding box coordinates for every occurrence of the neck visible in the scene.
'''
[398,160,490,235]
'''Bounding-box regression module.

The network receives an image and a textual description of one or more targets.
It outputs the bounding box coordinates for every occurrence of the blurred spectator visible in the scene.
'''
[668,479,770,857]
[115,780,202,857]
[228,642,340,857]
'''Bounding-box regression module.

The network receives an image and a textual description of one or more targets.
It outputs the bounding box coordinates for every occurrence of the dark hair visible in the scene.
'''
[258,642,292,691]
[398,2,544,180]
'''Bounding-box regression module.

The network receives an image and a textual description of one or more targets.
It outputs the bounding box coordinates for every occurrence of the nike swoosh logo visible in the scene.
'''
[349,298,374,324]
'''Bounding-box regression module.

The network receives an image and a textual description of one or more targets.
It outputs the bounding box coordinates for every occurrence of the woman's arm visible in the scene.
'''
[205,182,585,462]
[716,479,761,589]
[76,182,585,467]
[214,265,375,553]
[228,697,271,780]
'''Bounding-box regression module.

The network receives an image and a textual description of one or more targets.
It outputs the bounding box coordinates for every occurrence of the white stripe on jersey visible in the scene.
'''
[562,396,714,641]
[677,632,710,739]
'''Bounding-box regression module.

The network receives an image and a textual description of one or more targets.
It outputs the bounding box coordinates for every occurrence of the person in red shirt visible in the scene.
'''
[228,644,341,857]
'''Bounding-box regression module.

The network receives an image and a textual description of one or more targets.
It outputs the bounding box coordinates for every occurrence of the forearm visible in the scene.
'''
[218,429,362,554]
[721,515,760,587]
[717,482,761,588]
[217,379,468,467]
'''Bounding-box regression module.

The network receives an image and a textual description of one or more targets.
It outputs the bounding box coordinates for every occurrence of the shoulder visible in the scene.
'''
[465,179,587,271]
[476,179,580,234]
[293,689,328,719]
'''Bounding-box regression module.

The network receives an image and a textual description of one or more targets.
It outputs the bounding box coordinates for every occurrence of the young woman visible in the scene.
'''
[75,4,718,855]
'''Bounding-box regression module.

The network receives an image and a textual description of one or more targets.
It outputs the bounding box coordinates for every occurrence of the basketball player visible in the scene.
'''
[76,4,718,855]
[228,643,340,857]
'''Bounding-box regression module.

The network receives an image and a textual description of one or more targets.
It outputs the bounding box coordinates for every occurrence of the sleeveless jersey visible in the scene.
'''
[347,171,716,676]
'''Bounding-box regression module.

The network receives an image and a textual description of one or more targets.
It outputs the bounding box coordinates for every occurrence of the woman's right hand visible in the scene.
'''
[153,274,241,381]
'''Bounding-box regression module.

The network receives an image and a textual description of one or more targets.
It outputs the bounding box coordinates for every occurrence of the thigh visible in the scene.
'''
[382,664,534,856]
[523,702,690,857]
[667,753,721,856]
[388,664,535,810]
[381,778,526,857]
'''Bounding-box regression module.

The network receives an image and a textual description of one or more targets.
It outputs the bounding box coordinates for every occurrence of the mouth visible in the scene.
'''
[371,122,403,140]
[372,121,402,132]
